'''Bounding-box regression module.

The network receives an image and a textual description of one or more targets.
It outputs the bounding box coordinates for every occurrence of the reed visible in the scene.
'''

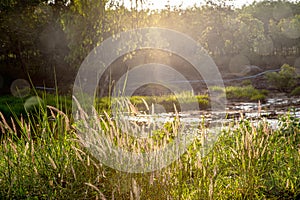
[0,92,299,199]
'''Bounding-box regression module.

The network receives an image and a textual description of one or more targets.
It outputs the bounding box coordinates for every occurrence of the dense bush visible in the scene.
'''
[266,64,298,92]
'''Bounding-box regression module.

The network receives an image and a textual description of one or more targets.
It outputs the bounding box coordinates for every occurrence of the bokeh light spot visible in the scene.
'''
[24,96,43,111]
[10,79,31,98]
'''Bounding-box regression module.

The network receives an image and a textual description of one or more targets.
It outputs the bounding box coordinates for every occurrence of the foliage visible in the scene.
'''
[60,0,109,67]
[0,0,68,82]
[1,0,300,91]
[290,86,300,96]
[266,64,298,92]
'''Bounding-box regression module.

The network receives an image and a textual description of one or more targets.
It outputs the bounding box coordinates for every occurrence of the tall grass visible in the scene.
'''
[0,93,299,199]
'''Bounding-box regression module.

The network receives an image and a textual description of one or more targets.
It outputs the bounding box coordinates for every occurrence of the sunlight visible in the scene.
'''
[119,0,266,10]
[120,0,202,10]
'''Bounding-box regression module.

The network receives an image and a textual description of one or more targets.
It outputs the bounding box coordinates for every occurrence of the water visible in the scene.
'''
[121,96,300,131]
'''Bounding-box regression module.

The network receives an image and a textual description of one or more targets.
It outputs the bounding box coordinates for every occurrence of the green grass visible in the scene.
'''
[0,95,28,119]
[129,93,210,113]
[211,85,268,102]
[0,93,72,119]
[0,93,299,199]
[93,91,210,114]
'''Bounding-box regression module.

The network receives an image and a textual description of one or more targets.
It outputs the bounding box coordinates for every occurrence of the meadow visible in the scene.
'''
[0,88,299,199]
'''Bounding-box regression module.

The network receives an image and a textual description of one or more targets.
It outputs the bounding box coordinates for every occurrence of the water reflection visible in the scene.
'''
[122,96,300,131]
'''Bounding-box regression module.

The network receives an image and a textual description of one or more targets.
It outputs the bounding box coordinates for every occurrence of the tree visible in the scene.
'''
[0,1,47,76]
[61,0,149,69]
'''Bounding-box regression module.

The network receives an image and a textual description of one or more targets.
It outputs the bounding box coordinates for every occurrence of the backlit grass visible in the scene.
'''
[0,93,299,199]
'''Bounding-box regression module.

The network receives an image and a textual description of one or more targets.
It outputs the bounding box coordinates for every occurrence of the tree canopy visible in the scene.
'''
[0,0,300,92]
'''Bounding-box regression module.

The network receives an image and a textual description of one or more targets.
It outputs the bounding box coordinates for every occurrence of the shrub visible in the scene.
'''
[266,64,298,92]
[290,86,300,96]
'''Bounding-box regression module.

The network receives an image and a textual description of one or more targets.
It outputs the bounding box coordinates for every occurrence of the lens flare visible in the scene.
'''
[72,27,226,173]
[10,79,31,98]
